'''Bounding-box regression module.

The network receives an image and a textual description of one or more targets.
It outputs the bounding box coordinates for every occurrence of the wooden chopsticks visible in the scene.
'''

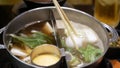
[52,0,78,49]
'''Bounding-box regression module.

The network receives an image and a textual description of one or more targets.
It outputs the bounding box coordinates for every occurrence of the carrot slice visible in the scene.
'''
[109,60,120,68]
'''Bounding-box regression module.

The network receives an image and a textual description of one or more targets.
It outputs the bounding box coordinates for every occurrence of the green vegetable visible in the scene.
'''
[10,31,53,48]
[78,44,102,62]
[69,55,80,66]
[59,34,103,64]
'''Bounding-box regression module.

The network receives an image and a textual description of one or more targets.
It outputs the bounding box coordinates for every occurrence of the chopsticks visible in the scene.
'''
[52,0,77,35]
[52,0,78,49]
[49,9,60,47]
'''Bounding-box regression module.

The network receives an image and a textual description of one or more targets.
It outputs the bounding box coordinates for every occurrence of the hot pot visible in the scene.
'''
[0,6,118,68]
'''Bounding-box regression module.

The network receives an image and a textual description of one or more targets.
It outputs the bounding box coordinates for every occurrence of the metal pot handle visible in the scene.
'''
[0,27,6,34]
[102,23,119,42]
[0,27,6,49]
[0,44,6,49]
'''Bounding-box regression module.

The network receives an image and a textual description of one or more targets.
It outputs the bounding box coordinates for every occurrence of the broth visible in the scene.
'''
[9,20,56,64]
[9,20,104,67]
[56,20,104,67]
[33,53,60,66]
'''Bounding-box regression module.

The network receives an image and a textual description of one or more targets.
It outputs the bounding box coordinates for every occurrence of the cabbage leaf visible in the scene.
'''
[10,31,53,48]
[78,44,102,62]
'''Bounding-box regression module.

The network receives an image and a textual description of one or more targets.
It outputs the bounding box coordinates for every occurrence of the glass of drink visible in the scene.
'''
[94,0,120,28]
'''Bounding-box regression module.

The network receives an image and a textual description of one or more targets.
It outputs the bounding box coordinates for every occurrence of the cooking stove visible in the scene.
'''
[0,1,120,68]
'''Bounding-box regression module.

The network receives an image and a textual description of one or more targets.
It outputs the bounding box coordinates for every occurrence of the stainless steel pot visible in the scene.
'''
[0,6,118,68]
